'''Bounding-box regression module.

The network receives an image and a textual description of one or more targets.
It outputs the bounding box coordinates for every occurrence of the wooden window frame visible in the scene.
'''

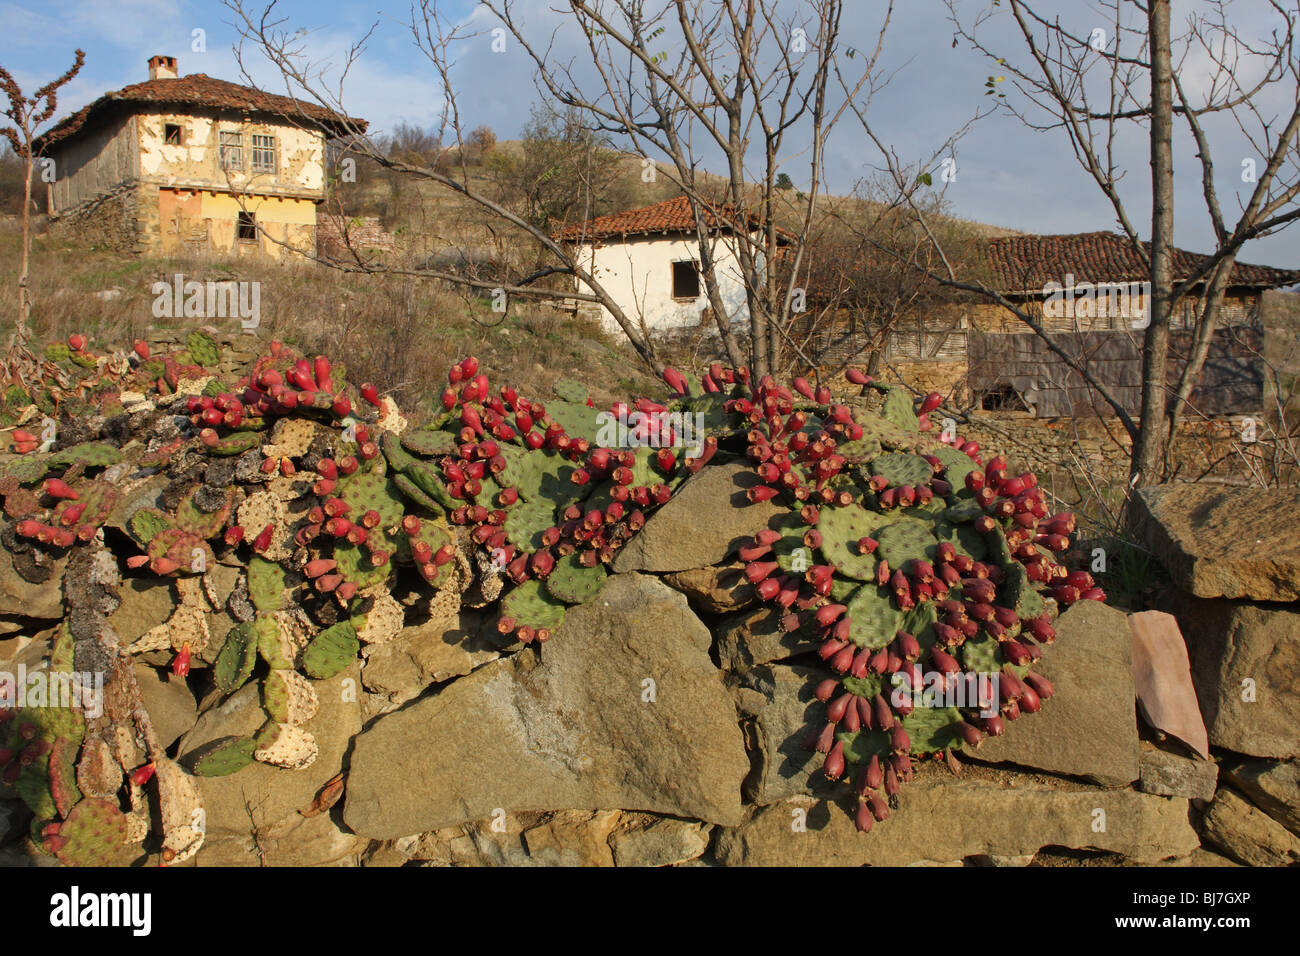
[251,134,277,175]
[671,259,700,301]
[219,130,244,171]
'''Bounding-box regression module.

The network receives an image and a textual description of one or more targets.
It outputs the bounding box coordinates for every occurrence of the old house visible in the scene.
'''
[34,56,364,259]
[553,195,787,334]
[805,231,1298,417]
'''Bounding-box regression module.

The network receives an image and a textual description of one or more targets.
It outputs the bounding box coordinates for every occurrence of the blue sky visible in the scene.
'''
[2,0,1296,269]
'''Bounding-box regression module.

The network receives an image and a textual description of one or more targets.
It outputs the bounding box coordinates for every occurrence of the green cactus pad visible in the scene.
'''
[544,552,607,604]
[400,461,456,513]
[147,527,214,574]
[51,797,136,867]
[840,673,884,700]
[380,430,419,472]
[934,520,988,561]
[207,431,262,456]
[552,379,590,404]
[392,472,446,515]
[190,737,258,777]
[127,508,172,545]
[333,539,392,589]
[174,487,232,537]
[401,427,458,459]
[48,737,82,818]
[501,579,567,633]
[503,498,558,552]
[960,634,1001,674]
[899,600,939,650]
[213,621,257,694]
[0,453,50,484]
[543,399,604,444]
[47,442,124,470]
[872,518,938,571]
[254,613,292,668]
[499,448,582,504]
[881,386,919,432]
[839,728,891,763]
[57,479,119,529]
[869,453,934,487]
[186,330,222,367]
[942,500,985,524]
[931,445,976,490]
[248,557,286,612]
[845,583,900,650]
[1000,562,1045,620]
[340,468,407,529]
[817,503,890,580]
[900,705,965,753]
[303,621,359,679]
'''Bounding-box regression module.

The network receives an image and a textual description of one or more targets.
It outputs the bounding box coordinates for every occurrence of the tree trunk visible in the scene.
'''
[16,135,33,348]
[1132,0,1175,487]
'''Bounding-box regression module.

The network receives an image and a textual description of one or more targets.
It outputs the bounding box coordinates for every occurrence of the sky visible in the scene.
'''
[1,0,1296,269]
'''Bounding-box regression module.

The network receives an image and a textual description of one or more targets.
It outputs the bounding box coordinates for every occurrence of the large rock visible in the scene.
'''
[713,768,1199,866]
[739,663,835,806]
[612,462,786,573]
[663,560,757,615]
[1170,593,1300,758]
[1221,758,1300,837]
[1200,788,1300,867]
[344,574,749,838]
[1137,743,1217,801]
[520,810,622,866]
[0,547,65,620]
[133,664,196,749]
[609,814,711,867]
[107,577,174,644]
[1136,484,1300,601]
[179,665,364,866]
[969,600,1140,787]
[361,610,499,706]
[715,607,805,674]
[1128,611,1209,757]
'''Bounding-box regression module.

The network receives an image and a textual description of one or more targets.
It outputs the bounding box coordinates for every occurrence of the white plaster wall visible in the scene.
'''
[575,234,758,335]
[138,112,325,195]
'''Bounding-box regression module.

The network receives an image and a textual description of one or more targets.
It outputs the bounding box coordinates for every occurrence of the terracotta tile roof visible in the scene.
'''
[985,231,1298,292]
[35,74,365,151]
[551,195,792,244]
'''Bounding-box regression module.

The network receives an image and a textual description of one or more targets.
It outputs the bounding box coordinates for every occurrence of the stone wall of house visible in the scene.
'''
[47,181,147,255]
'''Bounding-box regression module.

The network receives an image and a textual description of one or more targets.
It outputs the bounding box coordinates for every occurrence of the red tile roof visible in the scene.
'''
[35,74,365,151]
[985,231,1297,292]
[551,195,791,244]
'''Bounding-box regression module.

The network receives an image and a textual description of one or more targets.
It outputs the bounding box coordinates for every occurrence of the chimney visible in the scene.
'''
[148,55,178,80]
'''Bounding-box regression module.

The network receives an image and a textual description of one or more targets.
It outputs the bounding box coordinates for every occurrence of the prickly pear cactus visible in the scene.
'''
[726,371,1096,832]
[1,326,1102,860]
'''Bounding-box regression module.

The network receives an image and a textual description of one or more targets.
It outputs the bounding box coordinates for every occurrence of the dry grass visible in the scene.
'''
[0,216,663,420]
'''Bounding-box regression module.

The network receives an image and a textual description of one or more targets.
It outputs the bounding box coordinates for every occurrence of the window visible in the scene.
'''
[164,123,183,145]
[237,212,257,242]
[979,384,1029,412]
[251,134,277,174]
[671,260,700,299]
[219,131,243,171]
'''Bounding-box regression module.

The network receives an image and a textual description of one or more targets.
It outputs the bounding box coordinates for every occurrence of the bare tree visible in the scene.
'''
[0,48,85,379]
[224,0,909,378]
[940,0,1300,485]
